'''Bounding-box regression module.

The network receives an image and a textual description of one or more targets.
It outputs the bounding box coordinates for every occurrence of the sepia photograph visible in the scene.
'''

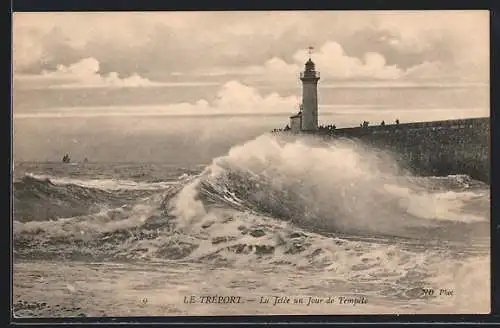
[12,10,490,317]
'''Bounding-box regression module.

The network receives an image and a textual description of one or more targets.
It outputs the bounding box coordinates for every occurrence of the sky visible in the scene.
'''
[12,11,490,162]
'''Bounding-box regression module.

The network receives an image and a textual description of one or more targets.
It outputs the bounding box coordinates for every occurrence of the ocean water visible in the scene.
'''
[12,134,490,316]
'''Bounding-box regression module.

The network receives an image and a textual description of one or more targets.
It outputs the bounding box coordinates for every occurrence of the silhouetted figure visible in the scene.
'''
[318,124,336,133]
[381,120,385,126]
[62,153,70,163]
[395,119,400,125]
[284,124,291,131]
[362,121,369,128]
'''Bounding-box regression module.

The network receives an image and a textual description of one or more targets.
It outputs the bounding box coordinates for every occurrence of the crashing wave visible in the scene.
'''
[13,134,489,270]
[13,173,180,222]
[171,134,489,237]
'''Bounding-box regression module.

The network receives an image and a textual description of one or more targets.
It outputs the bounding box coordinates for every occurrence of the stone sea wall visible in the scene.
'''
[317,117,490,183]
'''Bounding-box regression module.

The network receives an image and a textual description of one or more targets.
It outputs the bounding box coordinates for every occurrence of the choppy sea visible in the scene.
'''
[12,134,490,316]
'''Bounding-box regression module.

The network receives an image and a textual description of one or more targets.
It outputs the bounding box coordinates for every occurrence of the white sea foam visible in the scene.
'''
[23,172,183,191]
[170,133,489,238]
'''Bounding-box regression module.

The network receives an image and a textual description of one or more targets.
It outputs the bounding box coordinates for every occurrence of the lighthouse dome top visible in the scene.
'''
[305,58,315,71]
[300,58,320,80]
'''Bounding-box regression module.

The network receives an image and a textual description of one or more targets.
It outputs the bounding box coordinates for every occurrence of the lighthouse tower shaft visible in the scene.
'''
[300,59,320,131]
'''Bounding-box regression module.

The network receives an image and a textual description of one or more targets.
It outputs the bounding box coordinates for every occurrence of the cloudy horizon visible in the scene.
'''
[12,11,490,162]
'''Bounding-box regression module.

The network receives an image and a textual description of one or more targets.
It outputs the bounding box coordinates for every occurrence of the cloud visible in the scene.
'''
[12,11,488,84]
[294,42,403,80]
[401,60,489,82]
[12,12,308,76]
[13,80,299,118]
[211,80,298,111]
[17,57,154,88]
[14,57,220,89]
[197,38,487,84]
[194,42,406,82]
[193,57,300,82]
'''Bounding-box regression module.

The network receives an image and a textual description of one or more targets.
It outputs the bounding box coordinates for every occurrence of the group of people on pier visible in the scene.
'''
[360,119,400,128]
[271,118,401,133]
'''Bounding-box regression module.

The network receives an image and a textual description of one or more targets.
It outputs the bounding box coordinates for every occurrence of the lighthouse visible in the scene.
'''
[299,46,320,131]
